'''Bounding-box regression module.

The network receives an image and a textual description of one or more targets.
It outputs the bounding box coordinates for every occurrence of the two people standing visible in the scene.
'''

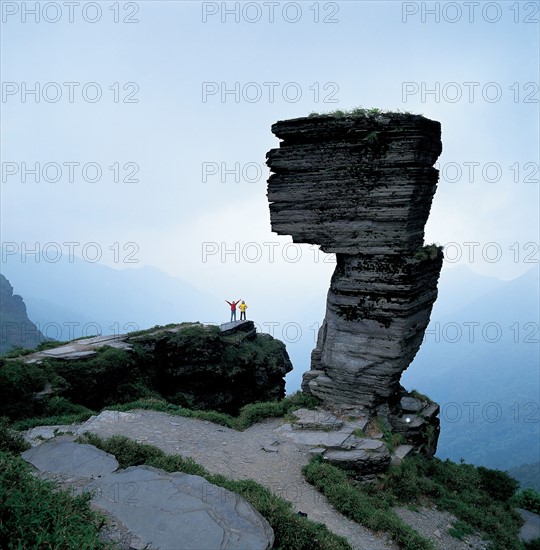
[225,299,248,322]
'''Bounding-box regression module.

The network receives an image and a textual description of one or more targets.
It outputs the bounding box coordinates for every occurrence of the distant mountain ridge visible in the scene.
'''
[402,265,540,472]
[0,274,44,354]
[0,253,219,342]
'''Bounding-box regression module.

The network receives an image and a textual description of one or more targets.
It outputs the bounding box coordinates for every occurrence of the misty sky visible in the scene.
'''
[1,1,539,327]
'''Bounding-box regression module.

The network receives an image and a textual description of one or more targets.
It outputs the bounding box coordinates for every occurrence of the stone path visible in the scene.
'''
[24,409,500,550]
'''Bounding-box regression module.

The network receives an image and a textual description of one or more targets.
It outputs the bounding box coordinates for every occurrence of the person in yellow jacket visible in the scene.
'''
[239,300,248,320]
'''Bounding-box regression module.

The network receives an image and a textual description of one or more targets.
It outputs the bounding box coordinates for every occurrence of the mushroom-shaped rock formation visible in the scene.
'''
[266,112,444,455]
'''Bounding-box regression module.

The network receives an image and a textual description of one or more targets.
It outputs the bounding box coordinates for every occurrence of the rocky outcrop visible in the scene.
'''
[13,322,292,415]
[0,274,45,354]
[266,112,443,456]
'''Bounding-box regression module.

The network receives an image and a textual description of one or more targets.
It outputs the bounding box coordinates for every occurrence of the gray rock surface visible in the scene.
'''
[90,466,274,550]
[21,440,274,550]
[24,334,132,363]
[290,408,343,430]
[517,508,540,542]
[22,441,119,477]
[266,112,443,455]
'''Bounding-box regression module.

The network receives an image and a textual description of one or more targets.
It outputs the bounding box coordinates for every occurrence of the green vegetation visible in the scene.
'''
[79,433,352,550]
[380,456,523,549]
[448,520,475,540]
[11,391,320,433]
[304,453,534,549]
[108,391,320,431]
[373,416,405,453]
[512,487,540,514]
[303,455,434,550]
[308,107,415,118]
[0,417,30,453]
[1,323,297,426]
[0,358,48,419]
[0,420,109,549]
[414,244,443,262]
[0,452,110,549]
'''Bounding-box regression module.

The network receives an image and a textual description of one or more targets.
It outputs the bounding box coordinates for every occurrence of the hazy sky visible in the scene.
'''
[1,1,539,325]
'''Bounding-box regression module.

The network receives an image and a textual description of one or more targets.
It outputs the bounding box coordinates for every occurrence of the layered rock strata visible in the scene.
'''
[266,112,443,453]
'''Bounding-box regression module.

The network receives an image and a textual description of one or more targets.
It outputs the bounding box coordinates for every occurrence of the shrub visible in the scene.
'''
[477,466,519,502]
[0,417,30,453]
[44,396,93,417]
[0,359,48,419]
[513,488,540,514]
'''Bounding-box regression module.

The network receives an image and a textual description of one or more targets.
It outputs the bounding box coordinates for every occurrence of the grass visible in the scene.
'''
[372,416,405,453]
[448,519,475,540]
[78,433,352,550]
[380,455,524,549]
[12,411,96,431]
[308,107,415,118]
[0,450,110,549]
[107,391,320,431]
[303,453,534,550]
[303,455,434,550]
[11,391,320,435]
[414,244,443,262]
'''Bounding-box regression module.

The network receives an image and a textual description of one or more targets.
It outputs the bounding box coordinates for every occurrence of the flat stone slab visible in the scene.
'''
[517,508,540,542]
[219,320,254,335]
[324,447,391,474]
[24,425,81,446]
[400,397,424,413]
[290,408,343,431]
[42,345,79,356]
[22,441,119,477]
[347,437,385,451]
[77,410,142,434]
[275,424,353,449]
[87,466,274,550]
[20,334,132,364]
[391,445,414,465]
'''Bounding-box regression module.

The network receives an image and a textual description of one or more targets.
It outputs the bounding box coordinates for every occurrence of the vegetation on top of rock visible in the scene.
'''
[107,391,321,431]
[414,244,444,262]
[308,107,416,118]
